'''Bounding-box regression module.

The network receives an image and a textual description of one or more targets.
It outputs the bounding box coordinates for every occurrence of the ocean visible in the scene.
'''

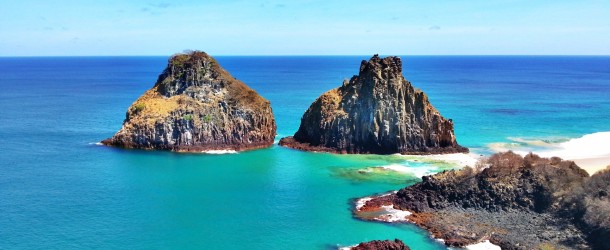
[1,56,609,249]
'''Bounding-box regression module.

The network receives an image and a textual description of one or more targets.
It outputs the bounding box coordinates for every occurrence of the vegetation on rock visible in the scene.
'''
[394,151,590,213]
[377,151,608,249]
[567,165,610,249]
[103,50,276,152]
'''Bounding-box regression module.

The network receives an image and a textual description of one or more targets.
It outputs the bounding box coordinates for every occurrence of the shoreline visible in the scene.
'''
[352,152,596,249]
[278,136,470,155]
[572,155,610,175]
[352,193,585,250]
[399,152,480,168]
[353,194,503,249]
[100,138,273,153]
[489,131,610,175]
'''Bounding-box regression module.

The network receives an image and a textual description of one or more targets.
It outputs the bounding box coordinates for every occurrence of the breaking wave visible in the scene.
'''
[488,132,610,160]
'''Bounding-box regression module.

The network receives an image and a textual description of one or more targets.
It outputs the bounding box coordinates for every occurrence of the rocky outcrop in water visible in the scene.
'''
[354,152,607,249]
[102,51,276,152]
[394,152,589,213]
[279,55,467,154]
[349,239,410,250]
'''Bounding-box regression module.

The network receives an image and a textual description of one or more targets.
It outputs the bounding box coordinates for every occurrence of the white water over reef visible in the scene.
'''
[489,132,610,159]
[462,240,502,250]
[488,132,610,173]
[378,164,439,178]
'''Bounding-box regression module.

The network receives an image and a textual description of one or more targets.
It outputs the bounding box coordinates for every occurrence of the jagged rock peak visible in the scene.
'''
[358,54,402,76]
[102,50,276,152]
[279,55,468,155]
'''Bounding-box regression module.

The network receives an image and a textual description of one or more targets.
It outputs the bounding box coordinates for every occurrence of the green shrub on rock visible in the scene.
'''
[133,103,146,112]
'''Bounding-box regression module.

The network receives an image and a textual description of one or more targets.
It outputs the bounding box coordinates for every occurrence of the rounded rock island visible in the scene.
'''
[102,51,276,152]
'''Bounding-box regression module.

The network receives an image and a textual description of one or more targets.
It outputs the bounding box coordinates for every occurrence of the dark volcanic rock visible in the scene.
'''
[350,239,410,250]
[392,152,592,249]
[406,208,588,250]
[102,51,276,152]
[393,152,589,213]
[355,152,595,249]
[279,55,467,154]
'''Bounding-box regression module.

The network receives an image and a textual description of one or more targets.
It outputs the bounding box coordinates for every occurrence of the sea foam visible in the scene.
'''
[490,132,610,160]
[354,192,411,222]
[378,164,438,178]
[533,132,610,159]
[355,197,373,210]
[462,240,502,250]
[446,240,502,250]
[419,153,480,168]
[202,150,238,154]
[376,205,411,222]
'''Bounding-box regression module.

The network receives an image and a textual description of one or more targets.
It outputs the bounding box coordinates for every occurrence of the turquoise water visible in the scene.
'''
[1,56,609,249]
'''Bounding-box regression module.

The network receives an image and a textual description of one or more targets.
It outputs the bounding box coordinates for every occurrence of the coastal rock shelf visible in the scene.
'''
[280,55,467,155]
[102,51,276,152]
[354,152,610,249]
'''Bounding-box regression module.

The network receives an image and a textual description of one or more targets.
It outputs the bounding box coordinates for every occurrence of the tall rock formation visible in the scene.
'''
[102,51,276,152]
[279,55,467,154]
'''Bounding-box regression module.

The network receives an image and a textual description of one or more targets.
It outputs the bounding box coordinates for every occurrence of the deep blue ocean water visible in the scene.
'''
[1,56,609,249]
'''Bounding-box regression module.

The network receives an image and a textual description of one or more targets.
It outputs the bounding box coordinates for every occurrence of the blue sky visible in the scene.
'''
[1,0,609,56]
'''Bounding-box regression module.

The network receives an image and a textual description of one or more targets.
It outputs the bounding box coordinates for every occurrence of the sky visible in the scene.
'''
[1,0,609,56]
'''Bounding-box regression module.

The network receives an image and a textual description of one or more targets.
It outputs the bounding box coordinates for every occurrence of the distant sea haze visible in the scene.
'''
[0,56,609,249]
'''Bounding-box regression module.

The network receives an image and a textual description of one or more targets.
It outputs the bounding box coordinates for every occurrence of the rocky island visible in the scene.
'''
[354,152,610,250]
[279,55,467,154]
[102,51,276,152]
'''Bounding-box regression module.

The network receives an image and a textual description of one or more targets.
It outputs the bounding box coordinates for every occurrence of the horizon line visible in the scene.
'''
[1,54,609,58]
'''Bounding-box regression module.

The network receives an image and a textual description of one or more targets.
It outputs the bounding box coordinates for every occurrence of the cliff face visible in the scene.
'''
[279,55,467,154]
[102,51,276,152]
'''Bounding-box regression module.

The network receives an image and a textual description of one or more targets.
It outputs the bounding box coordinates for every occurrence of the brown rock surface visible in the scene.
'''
[353,152,595,249]
[280,55,467,154]
[350,239,411,250]
[102,51,276,152]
